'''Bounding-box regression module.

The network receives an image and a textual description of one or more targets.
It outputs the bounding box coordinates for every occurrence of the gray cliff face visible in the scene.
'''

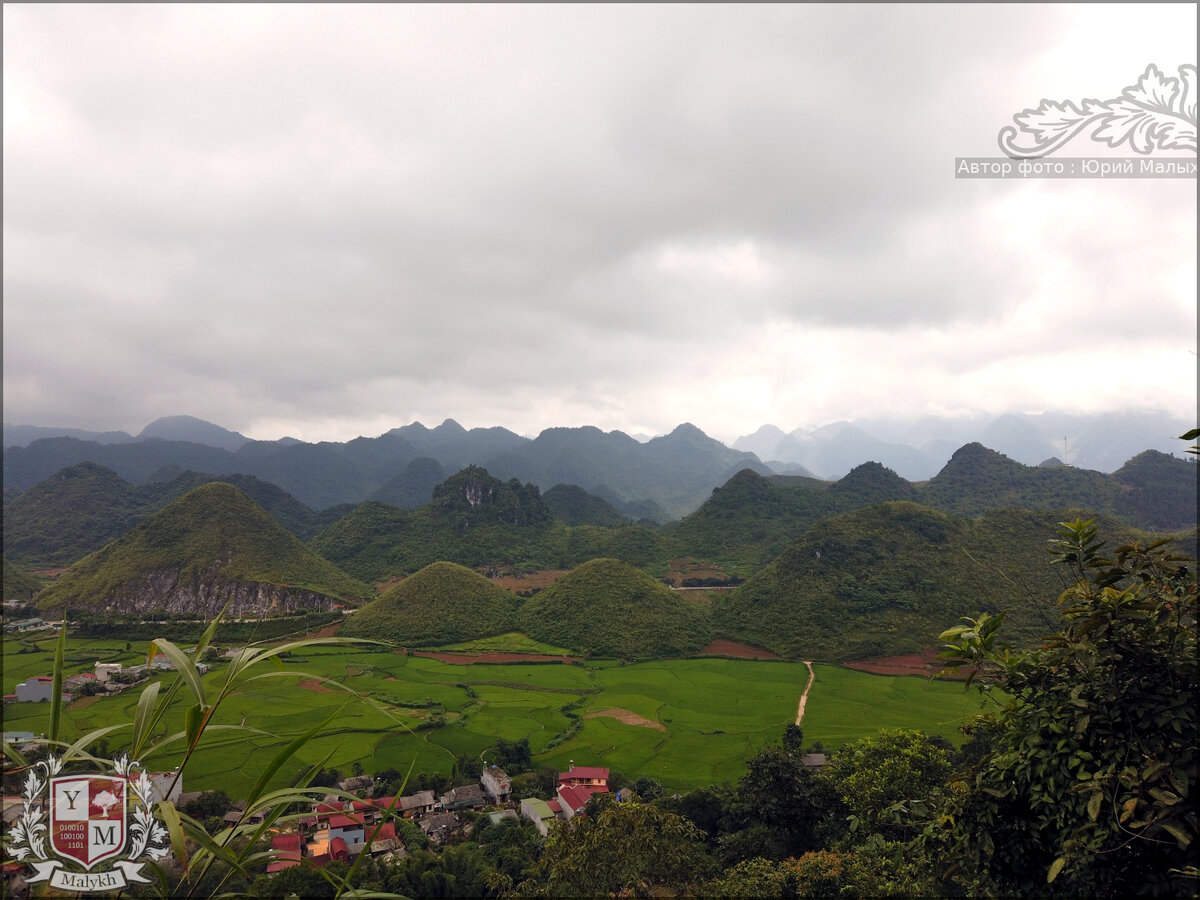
[102,568,341,618]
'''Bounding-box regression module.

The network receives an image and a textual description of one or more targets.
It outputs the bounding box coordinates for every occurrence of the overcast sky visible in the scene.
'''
[4,4,1196,445]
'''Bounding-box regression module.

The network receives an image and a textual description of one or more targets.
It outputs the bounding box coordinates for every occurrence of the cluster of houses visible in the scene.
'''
[4,657,207,704]
[257,762,613,875]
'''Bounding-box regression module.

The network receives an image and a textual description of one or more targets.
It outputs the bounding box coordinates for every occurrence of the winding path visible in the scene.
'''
[795,661,815,726]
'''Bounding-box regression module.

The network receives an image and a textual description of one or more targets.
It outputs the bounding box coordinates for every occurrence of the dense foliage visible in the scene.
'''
[711,502,1152,661]
[2,558,45,602]
[309,478,677,582]
[541,483,629,527]
[2,462,337,567]
[519,558,713,658]
[340,561,521,646]
[927,519,1198,896]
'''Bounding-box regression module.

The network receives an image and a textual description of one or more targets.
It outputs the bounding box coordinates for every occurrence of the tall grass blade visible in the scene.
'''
[244,706,344,810]
[48,617,67,744]
[130,680,162,759]
[157,797,190,877]
[149,637,207,708]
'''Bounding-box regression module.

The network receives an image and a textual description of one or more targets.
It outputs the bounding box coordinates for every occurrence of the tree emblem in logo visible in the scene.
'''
[998,63,1197,157]
[7,754,170,892]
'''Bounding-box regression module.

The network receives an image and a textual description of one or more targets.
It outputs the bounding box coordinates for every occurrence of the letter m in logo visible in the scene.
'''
[50,776,127,869]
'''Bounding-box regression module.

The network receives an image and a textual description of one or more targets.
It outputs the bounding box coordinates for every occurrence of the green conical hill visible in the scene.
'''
[518,557,712,658]
[340,561,519,645]
[36,482,371,617]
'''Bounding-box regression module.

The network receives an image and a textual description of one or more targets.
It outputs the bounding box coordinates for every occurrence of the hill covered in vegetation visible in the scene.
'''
[519,557,712,658]
[310,468,678,582]
[2,462,338,568]
[35,483,371,617]
[340,561,520,645]
[710,502,1152,661]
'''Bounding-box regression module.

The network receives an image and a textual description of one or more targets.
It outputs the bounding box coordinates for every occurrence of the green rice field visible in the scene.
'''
[2,633,993,796]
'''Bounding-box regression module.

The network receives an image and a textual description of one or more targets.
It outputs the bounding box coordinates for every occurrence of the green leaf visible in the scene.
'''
[1087,791,1102,821]
[1,738,29,769]
[184,703,205,751]
[1159,820,1192,847]
[243,706,344,812]
[48,618,68,744]
[149,638,207,707]
[1047,856,1067,883]
[130,680,162,759]
[1149,788,1181,805]
[157,799,190,876]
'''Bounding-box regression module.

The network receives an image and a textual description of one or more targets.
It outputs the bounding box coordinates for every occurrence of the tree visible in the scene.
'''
[822,728,951,840]
[520,793,714,897]
[633,775,664,802]
[782,723,805,758]
[927,519,1198,896]
[724,746,845,863]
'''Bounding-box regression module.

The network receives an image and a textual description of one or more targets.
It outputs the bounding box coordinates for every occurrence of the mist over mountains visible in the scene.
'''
[4,409,1193,517]
[732,409,1194,480]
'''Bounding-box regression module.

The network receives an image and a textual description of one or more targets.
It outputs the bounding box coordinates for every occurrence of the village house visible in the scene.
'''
[94,662,123,683]
[11,677,70,703]
[337,774,375,796]
[558,763,609,790]
[266,833,303,873]
[439,783,486,812]
[3,618,47,633]
[480,765,511,804]
[63,672,97,693]
[393,789,436,818]
[417,811,461,845]
[556,780,610,821]
[520,797,558,837]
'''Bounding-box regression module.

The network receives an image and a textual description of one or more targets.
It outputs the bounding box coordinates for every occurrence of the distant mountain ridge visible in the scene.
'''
[3,418,766,519]
[733,409,1193,479]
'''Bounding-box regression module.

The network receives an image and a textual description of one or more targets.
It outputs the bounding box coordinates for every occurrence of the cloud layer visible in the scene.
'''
[4,5,1195,443]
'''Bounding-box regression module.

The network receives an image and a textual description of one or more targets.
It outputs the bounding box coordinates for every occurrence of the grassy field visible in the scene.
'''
[2,633,994,796]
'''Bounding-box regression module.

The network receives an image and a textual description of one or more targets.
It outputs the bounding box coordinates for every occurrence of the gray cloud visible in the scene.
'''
[4,4,1195,442]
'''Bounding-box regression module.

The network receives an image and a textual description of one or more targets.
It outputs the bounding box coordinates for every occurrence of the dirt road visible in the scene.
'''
[795,661,815,726]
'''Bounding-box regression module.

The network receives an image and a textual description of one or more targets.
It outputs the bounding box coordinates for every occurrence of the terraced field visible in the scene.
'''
[3,633,993,796]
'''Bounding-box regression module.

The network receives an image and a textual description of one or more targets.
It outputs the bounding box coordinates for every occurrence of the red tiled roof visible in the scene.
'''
[331,837,348,861]
[272,834,302,851]
[328,813,365,829]
[557,783,609,812]
[547,800,562,813]
[558,766,609,782]
[370,821,396,841]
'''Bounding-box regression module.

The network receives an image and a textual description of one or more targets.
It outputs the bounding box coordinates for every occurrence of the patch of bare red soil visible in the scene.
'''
[843,649,966,678]
[404,650,582,665]
[701,639,780,660]
[298,678,338,693]
[586,707,666,731]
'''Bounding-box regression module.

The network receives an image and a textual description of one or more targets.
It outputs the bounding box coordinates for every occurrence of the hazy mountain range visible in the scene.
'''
[732,409,1195,480]
[4,409,1194,517]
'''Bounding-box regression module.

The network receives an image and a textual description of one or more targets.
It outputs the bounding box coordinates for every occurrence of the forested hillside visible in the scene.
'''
[35,483,371,616]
